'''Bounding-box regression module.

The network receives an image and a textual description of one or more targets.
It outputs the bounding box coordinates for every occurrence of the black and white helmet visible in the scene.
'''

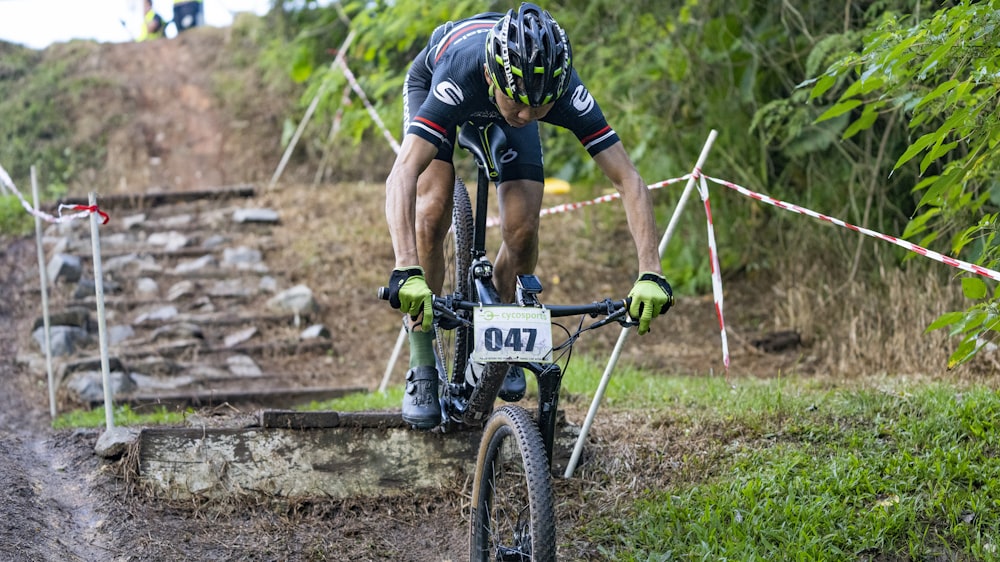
[485,3,573,107]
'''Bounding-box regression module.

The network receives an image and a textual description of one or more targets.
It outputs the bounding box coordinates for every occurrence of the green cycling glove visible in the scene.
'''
[387,267,434,333]
[627,272,674,335]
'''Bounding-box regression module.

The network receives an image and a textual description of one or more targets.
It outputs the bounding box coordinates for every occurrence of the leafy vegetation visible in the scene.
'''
[0,195,33,236]
[269,0,975,301]
[5,2,993,362]
[803,0,1000,367]
[0,42,111,202]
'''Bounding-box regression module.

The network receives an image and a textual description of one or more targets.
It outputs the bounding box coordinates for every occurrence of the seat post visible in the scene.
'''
[473,163,489,257]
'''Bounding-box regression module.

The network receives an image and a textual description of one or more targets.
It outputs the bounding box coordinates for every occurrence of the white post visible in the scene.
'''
[378,325,407,394]
[88,192,115,429]
[31,167,57,419]
[564,129,718,479]
[269,30,356,189]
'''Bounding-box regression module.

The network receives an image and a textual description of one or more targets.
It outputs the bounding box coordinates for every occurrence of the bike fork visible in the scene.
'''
[526,361,563,470]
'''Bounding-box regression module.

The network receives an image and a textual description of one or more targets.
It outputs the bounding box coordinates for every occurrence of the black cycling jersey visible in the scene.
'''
[403,12,621,183]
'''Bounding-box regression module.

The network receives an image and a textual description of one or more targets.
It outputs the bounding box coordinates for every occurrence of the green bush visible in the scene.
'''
[0,195,33,236]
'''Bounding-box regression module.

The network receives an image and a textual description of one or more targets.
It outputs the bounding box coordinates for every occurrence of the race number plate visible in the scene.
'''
[471,306,553,363]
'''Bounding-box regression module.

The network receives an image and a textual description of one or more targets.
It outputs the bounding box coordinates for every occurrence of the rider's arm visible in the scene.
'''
[592,141,662,275]
[385,134,439,268]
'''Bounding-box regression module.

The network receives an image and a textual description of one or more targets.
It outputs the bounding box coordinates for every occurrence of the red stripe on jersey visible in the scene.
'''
[415,116,448,135]
[581,126,612,145]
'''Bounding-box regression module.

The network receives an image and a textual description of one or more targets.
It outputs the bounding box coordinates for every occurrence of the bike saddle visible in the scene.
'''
[457,123,508,180]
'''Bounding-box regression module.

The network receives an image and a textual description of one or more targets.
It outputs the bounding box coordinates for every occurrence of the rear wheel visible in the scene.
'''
[436,177,475,386]
[470,405,556,562]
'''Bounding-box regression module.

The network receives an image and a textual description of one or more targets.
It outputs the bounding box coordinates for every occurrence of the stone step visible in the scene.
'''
[136,410,581,501]
[120,385,368,410]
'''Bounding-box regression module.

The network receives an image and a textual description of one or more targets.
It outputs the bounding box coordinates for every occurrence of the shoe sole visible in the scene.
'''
[402,414,439,430]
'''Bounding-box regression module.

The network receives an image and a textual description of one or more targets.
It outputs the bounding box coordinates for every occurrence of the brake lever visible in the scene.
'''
[433,298,472,328]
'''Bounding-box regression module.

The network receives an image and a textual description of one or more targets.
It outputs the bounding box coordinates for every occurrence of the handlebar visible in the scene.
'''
[377,286,633,325]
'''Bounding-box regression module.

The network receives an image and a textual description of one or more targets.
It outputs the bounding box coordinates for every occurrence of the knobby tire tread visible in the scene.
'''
[470,405,557,562]
[438,177,474,384]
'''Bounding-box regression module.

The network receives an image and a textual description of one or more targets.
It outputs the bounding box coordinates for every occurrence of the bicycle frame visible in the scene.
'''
[441,123,627,466]
[378,122,633,466]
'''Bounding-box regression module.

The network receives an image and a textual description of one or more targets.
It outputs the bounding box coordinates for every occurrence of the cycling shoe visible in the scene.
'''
[497,365,526,402]
[402,366,440,429]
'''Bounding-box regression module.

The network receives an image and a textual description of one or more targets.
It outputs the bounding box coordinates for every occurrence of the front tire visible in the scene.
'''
[470,405,556,562]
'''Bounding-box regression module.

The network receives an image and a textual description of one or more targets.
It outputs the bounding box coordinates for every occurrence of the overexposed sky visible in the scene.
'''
[0,0,274,49]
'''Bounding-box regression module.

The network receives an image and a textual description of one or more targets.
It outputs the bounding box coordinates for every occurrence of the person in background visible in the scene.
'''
[173,0,204,33]
[137,0,165,42]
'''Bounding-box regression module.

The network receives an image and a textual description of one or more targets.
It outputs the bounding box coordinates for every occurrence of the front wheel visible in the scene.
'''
[470,405,556,562]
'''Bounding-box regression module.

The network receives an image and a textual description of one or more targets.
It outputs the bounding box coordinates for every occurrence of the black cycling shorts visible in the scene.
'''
[403,50,544,184]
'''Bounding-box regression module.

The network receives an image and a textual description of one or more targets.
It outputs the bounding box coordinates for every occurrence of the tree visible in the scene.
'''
[807,0,1000,366]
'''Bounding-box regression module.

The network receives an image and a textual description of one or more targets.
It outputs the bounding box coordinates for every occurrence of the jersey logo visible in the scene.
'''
[571,85,595,115]
[434,80,464,106]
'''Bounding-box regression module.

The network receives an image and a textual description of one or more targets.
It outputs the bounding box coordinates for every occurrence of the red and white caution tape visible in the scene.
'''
[0,164,109,224]
[702,174,1000,282]
[485,175,693,228]
[696,172,729,369]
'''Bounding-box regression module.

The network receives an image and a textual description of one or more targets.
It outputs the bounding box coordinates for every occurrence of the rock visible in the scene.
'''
[65,370,136,405]
[208,279,254,297]
[172,254,217,275]
[130,372,195,391]
[121,213,147,230]
[166,279,198,301]
[202,234,227,248]
[58,356,126,380]
[135,277,160,295]
[226,354,262,377]
[73,277,123,299]
[107,325,135,346]
[300,324,331,339]
[267,284,317,315]
[232,208,280,224]
[103,254,161,275]
[222,246,263,267]
[259,276,278,293]
[147,231,190,251]
[95,426,140,459]
[135,306,179,323]
[150,322,204,341]
[32,307,91,331]
[46,253,82,284]
[33,326,90,356]
[224,326,258,348]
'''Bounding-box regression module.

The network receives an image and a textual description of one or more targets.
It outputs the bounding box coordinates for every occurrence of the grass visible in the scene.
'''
[301,358,999,560]
[581,378,1000,561]
[52,404,190,429]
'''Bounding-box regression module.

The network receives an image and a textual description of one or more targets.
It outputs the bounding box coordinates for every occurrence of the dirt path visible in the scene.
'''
[0,240,107,561]
[0,237,473,562]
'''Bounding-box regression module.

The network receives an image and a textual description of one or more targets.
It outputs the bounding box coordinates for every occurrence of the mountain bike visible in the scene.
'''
[381,122,636,561]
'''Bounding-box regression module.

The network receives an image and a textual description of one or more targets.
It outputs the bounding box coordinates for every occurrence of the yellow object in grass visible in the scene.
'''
[544,177,571,195]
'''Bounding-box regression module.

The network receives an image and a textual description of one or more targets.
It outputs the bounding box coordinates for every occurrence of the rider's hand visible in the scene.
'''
[387,267,434,332]
[627,272,674,335]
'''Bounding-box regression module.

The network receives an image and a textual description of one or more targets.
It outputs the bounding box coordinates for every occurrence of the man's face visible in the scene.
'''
[486,70,554,128]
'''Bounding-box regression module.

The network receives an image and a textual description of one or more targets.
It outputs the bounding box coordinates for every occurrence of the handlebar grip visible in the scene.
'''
[377,286,389,300]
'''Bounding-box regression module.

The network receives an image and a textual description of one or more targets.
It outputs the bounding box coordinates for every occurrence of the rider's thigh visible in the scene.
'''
[496,179,544,242]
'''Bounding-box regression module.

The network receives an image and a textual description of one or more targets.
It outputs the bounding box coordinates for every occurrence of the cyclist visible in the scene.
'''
[385,2,673,429]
